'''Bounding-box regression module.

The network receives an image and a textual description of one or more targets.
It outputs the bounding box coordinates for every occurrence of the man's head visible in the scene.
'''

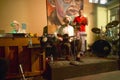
[63,16,71,24]
[78,9,84,16]
[11,20,20,31]
[48,0,83,20]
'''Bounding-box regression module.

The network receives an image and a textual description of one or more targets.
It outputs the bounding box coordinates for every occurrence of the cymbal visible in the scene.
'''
[106,20,119,28]
[111,20,119,26]
[91,28,101,34]
[106,22,113,28]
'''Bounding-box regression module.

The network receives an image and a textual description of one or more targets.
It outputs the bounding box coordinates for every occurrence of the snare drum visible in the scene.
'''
[105,28,114,41]
[105,27,119,42]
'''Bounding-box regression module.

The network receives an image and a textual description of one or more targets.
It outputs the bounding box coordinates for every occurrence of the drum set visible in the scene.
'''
[91,20,120,57]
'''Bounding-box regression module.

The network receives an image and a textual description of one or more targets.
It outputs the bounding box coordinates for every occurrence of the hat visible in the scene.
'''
[10,20,20,27]
[13,20,20,24]
[65,15,71,22]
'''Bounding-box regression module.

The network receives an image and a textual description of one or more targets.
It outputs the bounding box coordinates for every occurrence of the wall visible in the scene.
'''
[0,0,98,47]
[0,0,47,36]
[97,6,107,30]
[84,0,98,46]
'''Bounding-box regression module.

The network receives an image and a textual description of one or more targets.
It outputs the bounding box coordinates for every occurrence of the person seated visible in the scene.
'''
[10,20,26,33]
[56,16,83,61]
[40,34,58,62]
[55,16,74,60]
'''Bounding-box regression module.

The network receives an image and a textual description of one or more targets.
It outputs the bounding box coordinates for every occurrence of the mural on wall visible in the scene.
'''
[47,0,84,26]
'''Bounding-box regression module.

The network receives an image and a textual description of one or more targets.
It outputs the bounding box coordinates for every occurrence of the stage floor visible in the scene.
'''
[50,56,119,68]
[47,56,119,80]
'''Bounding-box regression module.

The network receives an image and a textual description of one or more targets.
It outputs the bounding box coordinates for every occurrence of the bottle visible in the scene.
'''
[28,37,32,47]
[50,54,53,63]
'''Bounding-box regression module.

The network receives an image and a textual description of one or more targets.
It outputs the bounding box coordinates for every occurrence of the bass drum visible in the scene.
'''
[91,39,111,57]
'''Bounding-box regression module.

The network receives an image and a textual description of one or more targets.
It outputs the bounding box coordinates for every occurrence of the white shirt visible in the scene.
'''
[57,25,74,37]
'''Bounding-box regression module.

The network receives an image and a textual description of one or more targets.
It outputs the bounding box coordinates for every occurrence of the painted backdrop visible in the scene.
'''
[47,0,83,33]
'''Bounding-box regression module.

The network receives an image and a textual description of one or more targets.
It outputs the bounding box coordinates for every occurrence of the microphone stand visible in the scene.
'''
[73,36,76,61]
[19,64,26,80]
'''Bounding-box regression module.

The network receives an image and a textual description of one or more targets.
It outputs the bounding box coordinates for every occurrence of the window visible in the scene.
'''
[89,0,107,4]
[110,7,119,21]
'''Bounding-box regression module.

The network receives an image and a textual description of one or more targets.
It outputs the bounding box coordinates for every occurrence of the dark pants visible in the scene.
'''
[45,44,58,60]
[71,39,82,56]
